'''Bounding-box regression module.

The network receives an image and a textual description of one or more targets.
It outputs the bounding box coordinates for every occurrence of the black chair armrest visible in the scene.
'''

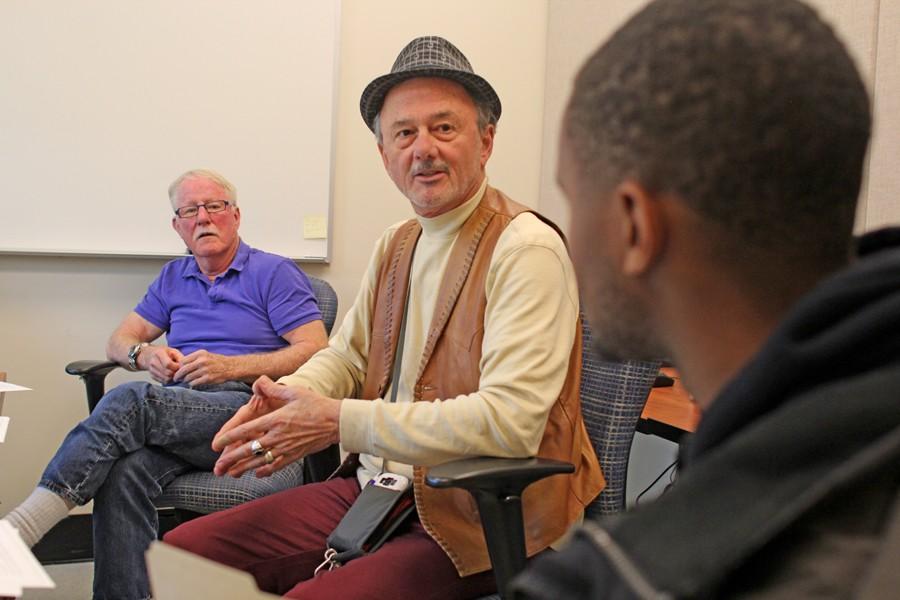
[65,360,121,413]
[302,443,342,484]
[426,457,574,598]
[426,457,573,494]
[65,360,120,378]
[653,373,675,388]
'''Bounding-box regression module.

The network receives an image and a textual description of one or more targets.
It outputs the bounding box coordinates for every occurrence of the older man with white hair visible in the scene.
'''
[3,169,327,600]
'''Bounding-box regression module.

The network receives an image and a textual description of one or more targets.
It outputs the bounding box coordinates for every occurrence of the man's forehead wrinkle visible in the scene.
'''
[387,110,459,130]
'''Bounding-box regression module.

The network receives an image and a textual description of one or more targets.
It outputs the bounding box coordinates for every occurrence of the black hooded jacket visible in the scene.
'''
[511,229,900,599]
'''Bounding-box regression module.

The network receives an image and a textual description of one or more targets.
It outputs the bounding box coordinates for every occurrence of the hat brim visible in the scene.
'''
[359,68,501,133]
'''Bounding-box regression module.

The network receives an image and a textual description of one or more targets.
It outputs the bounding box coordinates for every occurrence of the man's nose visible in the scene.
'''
[412,131,438,160]
[195,205,213,223]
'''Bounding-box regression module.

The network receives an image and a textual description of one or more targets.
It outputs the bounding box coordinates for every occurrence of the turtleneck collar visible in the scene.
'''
[415,177,488,239]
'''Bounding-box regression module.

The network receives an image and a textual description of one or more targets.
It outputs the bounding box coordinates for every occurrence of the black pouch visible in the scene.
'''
[316,472,416,574]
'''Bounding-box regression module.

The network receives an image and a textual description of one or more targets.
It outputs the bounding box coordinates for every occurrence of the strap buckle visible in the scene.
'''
[314,547,340,576]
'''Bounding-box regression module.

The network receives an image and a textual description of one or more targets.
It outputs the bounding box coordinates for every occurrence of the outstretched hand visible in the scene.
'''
[215,375,290,446]
[212,376,341,478]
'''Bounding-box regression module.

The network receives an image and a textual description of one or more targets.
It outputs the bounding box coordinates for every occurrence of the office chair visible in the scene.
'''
[426,318,661,599]
[65,275,340,524]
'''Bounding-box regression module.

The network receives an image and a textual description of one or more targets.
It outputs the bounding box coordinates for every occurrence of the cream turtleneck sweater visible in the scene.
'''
[278,178,579,487]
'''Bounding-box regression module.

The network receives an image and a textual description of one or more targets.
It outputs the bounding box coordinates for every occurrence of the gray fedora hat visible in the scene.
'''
[360,36,501,133]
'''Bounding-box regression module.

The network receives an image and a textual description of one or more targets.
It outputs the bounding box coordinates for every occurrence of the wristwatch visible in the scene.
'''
[127,342,150,371]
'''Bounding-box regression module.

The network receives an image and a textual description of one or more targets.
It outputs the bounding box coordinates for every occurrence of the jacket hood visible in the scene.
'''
[687,228,900,461]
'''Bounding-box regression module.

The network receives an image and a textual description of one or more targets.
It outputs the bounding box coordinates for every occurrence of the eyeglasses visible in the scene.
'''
[174,200,232,219]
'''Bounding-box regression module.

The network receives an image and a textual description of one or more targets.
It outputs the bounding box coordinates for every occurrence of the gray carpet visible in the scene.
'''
[22,562,92,600]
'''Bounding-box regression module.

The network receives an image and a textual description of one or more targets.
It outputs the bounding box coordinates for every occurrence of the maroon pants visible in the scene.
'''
[163,476,498,599]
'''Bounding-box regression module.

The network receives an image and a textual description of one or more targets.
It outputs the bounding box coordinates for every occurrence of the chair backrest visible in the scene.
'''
[579,319,660,518]
[307,276,338,336]
[288,275,341,482]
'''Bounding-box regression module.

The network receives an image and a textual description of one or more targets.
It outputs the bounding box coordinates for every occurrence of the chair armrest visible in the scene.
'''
[65,360,121,413]
[426,457,574,598]
[303,443,342,484]
[65,360,120,378]
[426,457,574,495]
[653,373,675,388]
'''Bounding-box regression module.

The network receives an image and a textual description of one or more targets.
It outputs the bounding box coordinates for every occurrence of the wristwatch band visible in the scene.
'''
[128,342,150,371]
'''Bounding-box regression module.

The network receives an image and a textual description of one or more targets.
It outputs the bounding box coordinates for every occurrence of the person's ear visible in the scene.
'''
[479,123,495,167]
[377,142,389,170]
[613,180,665,276]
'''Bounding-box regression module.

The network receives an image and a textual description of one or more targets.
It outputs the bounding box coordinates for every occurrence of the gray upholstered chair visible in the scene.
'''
[426,318,660,598]
[65,275,340,525]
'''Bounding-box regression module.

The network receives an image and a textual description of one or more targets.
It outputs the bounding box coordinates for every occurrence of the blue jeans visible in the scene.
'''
[40,380,252,600]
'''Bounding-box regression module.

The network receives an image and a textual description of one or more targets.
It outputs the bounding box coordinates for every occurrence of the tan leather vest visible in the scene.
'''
[342,186,605,576]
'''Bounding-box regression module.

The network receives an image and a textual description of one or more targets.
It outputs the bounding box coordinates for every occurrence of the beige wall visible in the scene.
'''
[538,0,900,235]
[0,0,549,510]
[866,0,900,228]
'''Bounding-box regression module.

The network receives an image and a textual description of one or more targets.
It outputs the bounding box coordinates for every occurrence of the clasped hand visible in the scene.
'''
[142,346,234,386]
[212,376,341,478]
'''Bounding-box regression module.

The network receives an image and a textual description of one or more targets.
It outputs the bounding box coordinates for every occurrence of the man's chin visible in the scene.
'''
[589,337,631,362]
[589,331,666,364]
[188,239,222,256]
[585,311,665,363]
[410,194,452,217]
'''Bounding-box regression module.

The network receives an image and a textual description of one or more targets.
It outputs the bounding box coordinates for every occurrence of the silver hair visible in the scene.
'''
[168,169,238,209]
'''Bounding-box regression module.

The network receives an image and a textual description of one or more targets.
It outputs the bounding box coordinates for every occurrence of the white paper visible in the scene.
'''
[0,521,55,595]
[0,416,9,443]
[147,541,278,599]
[0,382,30,393]
[0,574,22,598]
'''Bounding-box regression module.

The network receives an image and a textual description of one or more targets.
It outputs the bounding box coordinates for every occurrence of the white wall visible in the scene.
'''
[0,0,549,510]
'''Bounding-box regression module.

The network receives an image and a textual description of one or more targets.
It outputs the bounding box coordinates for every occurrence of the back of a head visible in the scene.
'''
[565,0,871,292]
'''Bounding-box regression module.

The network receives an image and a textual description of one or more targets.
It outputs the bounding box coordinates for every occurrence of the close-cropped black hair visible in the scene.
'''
[565,0,871,276]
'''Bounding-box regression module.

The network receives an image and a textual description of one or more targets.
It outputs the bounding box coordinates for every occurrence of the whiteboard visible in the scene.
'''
[0,1,338,261]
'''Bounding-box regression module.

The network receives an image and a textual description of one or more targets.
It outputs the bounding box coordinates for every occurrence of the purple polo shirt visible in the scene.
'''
[134,241,321,356]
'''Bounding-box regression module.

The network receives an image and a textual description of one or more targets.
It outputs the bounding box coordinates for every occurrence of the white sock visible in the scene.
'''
[2,487,74,547]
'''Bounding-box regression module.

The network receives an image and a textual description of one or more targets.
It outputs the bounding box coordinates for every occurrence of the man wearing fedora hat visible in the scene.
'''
[164,36,603,599]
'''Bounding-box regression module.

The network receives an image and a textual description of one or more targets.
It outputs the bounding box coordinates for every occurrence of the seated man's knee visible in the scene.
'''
[162,517,214,555]
[96,447,180,503]
[163,509,249,561]
[94,381,153,412]
[161,521,193,550]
